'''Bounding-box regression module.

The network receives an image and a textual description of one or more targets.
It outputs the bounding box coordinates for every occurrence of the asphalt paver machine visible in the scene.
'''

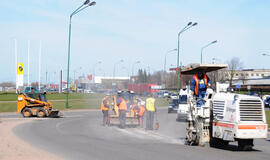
[17,87,60,118]
[109,91,140,126]
[182,64,268,150]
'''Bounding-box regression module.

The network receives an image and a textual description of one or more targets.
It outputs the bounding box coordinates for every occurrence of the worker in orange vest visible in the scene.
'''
[101,95,110,126]
[190,72,211,107]
[133,103,145,127]
[117,95,127,128]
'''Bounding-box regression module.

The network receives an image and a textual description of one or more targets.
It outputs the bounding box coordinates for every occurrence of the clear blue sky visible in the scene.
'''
[0,0,270,83]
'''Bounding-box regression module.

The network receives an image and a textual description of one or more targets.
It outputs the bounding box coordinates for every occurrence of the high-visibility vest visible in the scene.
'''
[101,97,110,111]
[146,98,155,111]
[118,97,127,111]
[138,105,145,116]
[133,105,145,116]
[193,74,208,96]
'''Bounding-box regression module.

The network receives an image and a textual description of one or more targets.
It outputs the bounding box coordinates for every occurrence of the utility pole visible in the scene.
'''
[15,39,18,91]
[38,41,42,91]
[27,40,30,87]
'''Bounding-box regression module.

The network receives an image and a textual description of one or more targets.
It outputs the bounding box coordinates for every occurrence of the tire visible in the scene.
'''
[22,108,32,118]
[238,139,253,151]
[194,117,203,145]
[210,138,229,148]
[37,109,46,118]
[168,109,171,113]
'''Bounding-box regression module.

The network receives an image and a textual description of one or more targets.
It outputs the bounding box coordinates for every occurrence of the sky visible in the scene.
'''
[0,0,270,83]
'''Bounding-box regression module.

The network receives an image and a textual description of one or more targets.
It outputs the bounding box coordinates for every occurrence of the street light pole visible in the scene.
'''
[131,61,140,91]
[113,59,124,86]
[201,40,217,64]
[164,49,177,72]
[176,22,197,93]
[164,49,177,88]
[93,61,101,81]
[132,61,141,77]
[262,53,270,56]
[66,0,96,109]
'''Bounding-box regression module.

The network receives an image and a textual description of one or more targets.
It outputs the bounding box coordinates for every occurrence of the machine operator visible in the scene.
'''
[190,72,211,107]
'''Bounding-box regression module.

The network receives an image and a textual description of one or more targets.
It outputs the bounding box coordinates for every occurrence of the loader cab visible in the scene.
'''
[24,87,47,102]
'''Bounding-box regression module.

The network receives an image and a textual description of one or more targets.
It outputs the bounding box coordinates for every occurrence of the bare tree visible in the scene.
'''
[239,72,248,85]
[226,57,243,87]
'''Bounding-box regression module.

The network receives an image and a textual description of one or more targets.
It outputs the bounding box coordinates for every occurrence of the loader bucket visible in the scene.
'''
[49,110,60,118]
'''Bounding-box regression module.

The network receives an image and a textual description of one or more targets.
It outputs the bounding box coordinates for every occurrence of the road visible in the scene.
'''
[3,108,269,160]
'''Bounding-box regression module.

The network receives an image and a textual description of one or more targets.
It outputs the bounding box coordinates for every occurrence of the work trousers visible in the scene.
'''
[119,110,127,128]
[138,114,144,127]
[146,111,155,130]
[102,110,109,126]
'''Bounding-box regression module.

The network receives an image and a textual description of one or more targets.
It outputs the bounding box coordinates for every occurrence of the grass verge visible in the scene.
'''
[0,93,169,112]
[266,111,270,129]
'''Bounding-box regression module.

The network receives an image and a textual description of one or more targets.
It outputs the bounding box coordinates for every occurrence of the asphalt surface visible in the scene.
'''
[2,108,269,160]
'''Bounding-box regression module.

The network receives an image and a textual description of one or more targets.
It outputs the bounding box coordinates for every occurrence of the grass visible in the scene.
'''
[0,92,169,112]
[266,111,270,128]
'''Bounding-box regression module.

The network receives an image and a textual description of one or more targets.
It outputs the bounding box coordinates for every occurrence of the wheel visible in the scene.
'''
[37,109,46,118]
[168,109,171,113]
[210,138,229,148]
[22,108,32,118]
[194,117,203,145]
[238,139,253,151]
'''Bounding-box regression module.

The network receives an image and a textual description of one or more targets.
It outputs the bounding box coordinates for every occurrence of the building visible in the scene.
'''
[94,76,130,89]
[231,69,270,80]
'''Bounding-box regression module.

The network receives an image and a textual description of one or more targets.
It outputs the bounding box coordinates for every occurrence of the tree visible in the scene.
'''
[226,57,243,87]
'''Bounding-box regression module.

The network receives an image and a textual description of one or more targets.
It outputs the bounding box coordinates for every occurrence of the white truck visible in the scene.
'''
[176,89,190,121]
[183,63,268,150]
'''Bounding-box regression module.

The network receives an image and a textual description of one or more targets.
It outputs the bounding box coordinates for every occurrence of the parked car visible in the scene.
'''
[264,96,270,108]
[168,99,179,113]
[170,94,178,99]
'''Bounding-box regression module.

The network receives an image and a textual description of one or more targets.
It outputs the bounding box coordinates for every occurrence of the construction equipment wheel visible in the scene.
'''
[193,117,203,146]
[238,139,253,151]
[210,138,229,148]
[37,109,46,118]
[22,108,32,118]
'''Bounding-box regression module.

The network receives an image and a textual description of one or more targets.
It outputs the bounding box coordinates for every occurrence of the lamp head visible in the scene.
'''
[89,1,96,6]
[83,0,90,5]
[192,22,198,26]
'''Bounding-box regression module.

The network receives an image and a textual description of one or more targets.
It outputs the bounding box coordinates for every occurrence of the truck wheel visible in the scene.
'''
[238,139,253,151]
[210,138,229,148]
[22,108,32,118]
[37,109,46,118]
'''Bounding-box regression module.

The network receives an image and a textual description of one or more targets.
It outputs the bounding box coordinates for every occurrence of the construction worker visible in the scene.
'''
[101,95,110,126]
[190,72,211,107]
[117,95,127,128]
[145,94,156,130]
[133,103,145,127]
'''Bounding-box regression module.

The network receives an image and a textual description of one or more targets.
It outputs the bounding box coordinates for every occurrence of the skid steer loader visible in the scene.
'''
[183,64,268,151]
[17,87,60,118]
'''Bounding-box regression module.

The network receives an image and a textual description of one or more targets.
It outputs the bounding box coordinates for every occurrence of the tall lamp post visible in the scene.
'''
[66,0,96,109]
[201,40,217,64]
[176,22,198,93]
[93,61,101,81]
[164,49,177,88]
[131,61,140,91]
[262,53,270,56]
[132,61,141,77]
[113,59,124,86]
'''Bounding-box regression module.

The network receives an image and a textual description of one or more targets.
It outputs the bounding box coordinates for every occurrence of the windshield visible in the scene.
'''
[179,95,187,104]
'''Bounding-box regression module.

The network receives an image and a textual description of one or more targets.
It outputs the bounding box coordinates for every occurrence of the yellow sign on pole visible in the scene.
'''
[17,63,24,75]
